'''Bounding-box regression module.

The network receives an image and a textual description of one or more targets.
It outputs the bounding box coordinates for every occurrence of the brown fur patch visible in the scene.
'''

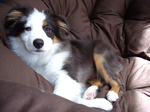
[93,53,109,82]
[16,33,21,38]
[63,59,69,64]
[89,79,104,87]
[57,20,68,33]
[93,53,120,94]
[43,21,48,26]
[52,36,61,44]
[108,79,120,94]
[7,10,23,21]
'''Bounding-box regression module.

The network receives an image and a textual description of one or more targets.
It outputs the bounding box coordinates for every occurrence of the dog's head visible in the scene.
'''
[5,6,69,54]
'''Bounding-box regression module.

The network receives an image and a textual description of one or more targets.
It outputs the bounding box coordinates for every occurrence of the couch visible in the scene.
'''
[0,0,150,112]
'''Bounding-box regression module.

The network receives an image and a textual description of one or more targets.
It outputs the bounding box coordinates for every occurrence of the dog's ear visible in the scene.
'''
[53,15,70,39]
[43,10,69,38]
[55,15,70,37]
[4,6,28,29]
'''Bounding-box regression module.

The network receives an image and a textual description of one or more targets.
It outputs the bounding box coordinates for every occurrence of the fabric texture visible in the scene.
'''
[0,0,150,112]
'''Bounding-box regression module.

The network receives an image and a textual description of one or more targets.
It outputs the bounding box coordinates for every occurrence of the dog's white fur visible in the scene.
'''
[8,8,113,111]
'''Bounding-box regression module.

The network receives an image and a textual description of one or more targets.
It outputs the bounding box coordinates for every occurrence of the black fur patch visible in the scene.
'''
[4,6,32,37]
[62,39,122,84]
[43,10,69,39]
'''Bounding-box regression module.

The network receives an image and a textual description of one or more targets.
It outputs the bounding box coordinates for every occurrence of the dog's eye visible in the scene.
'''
[25,27,31,31]
[44,26,51,32]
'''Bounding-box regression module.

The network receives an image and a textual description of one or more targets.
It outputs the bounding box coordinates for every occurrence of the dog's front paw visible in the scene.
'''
[106,91,119,102]
[94,98,113,111]
[82,86,98,100]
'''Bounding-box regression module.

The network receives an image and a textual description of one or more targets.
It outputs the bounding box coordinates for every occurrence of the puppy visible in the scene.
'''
[4,6,122,111]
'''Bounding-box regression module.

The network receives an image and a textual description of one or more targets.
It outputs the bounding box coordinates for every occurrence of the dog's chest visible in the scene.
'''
[48,51,70,73]
[35,51,70,85]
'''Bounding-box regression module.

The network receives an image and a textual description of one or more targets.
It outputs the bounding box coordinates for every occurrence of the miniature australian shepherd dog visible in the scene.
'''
[4,6,122,111]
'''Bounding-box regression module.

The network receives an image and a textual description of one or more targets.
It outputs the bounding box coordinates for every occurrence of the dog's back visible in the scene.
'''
[61,39,122,84]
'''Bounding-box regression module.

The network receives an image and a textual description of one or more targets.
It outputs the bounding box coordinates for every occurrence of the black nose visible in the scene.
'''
[33,39,44,49]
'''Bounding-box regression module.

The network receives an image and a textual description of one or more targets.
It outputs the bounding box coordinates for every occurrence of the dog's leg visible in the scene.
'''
[53,70,113,111]
[106,78,120,102]
[82,79,104,100]
[78,97,113,111]
[93,53,120,102]
[53,70,85,102]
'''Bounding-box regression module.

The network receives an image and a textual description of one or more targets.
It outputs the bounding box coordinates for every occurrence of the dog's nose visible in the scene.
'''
[33,39,44,49]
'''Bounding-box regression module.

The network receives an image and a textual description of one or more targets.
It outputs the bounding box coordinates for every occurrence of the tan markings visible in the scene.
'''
[93,53,109,82]
[89,79,104,87]
[52,35,61,44]
[63,59,69,63]
[93,53,120,95]
[57,20,69,33]
[43,21,48,26]
[16,33,21,38]
[7,10,23,21]
[108,78,120,94]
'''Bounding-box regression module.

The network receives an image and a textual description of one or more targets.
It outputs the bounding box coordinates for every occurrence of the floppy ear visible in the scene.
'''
[4,6,30,36]
[50,14,70,39]
[55,15,70,36]
[4,6,28,29]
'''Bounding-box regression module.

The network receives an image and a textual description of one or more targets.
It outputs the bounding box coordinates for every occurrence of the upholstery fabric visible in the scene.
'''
[0,0,150,112]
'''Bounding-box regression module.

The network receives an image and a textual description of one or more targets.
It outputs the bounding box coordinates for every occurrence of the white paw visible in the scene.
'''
[106,91,119,102]
[82,86,98,100]
[93,98,113,111]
